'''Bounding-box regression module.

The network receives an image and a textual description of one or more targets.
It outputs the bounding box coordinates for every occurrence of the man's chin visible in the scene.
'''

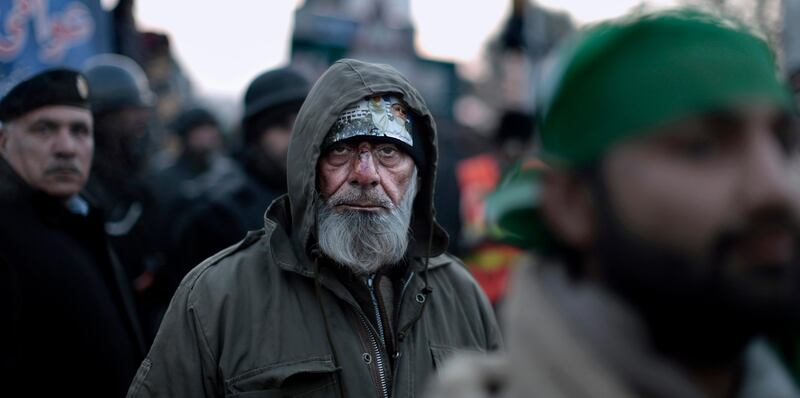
[716,261,800,331]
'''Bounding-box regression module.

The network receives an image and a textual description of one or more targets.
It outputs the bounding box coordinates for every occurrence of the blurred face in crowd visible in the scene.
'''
[185,123,222,159]
[605,104,799,272]
[316,139,418,274]
[543,102,800,331]
[93,106,151,172]
[258,113,296,171]
[0,105,94,198]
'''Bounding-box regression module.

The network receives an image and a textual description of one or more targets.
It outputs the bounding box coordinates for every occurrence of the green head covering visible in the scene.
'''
[539,8,794,167]
[486,158,551,249]
[490,9,795,249]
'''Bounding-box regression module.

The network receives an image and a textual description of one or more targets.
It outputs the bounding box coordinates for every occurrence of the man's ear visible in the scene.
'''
[540,168,596,251]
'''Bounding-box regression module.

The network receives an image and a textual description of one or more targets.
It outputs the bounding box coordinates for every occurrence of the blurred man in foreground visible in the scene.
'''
[428,10,800,398]
[0,68,144,396]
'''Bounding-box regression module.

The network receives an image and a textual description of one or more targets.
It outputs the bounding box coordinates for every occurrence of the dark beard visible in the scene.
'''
[587,168,800,367]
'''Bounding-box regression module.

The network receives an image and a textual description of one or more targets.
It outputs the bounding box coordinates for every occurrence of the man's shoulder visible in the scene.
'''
[183,231,262,281]
[177,222,291,300]
[426,252,480,287]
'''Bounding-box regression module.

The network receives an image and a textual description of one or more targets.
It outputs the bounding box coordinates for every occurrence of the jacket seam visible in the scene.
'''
[341,60,375,96]
[187,283,221,368]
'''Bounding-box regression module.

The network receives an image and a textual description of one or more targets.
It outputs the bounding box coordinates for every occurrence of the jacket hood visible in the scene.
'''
[285,59,448,265]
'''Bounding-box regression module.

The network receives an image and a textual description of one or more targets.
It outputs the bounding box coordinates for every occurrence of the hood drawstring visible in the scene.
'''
[397,210,435,342]
[313,253,347,398]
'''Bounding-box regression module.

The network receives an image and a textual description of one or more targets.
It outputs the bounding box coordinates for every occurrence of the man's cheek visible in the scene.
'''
[611,180,725,257]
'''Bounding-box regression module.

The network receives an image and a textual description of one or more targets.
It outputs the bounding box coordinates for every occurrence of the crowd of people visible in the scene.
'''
[2,6,800,398]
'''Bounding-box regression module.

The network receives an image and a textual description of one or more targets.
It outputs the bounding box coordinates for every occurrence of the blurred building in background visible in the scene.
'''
[291,0,458,120]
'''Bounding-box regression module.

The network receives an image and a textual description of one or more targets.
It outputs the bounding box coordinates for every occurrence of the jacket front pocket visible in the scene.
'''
[225,356,339,398]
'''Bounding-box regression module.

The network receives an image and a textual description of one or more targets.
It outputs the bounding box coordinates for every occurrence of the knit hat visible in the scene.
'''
[242,67,310,144]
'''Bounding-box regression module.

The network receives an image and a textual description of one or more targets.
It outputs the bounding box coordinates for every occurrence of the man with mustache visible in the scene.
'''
[0,69,145,396]
[427,9,800,398]
[128,59,501,398]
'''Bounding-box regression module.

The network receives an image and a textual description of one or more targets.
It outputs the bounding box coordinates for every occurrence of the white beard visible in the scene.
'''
[316,168,418,275]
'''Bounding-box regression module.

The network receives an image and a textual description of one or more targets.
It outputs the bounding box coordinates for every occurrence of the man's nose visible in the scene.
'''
[53,129,78,158]
[739,132,795,214]
[349,147,380,188]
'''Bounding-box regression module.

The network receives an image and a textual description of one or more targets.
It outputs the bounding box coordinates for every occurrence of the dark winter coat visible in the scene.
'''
[0,158,145,397]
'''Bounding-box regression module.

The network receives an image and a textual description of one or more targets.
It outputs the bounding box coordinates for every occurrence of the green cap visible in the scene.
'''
[489,9,795,249]
[539,9,794,167]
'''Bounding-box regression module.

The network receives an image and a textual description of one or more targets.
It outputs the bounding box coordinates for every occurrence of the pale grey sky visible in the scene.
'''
[132,0,677,97]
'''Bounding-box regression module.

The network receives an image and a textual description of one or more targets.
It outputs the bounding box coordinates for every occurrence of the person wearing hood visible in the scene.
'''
[426,9,800,398]
[127,59,501,398]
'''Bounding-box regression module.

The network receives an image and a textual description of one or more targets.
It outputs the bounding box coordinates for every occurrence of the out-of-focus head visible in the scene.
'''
[528,9,800,343]
[170,107,222,159]
[84,54,154,173]
[242,67,310,168]
[0,69,94,198]
[84,54,154,116]
[494,110,535,164]
[316,94,424,275]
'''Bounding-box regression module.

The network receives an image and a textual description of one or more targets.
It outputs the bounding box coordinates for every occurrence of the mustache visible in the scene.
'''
[722,209,800,243]
[714,208,800,263]
[44,162,82,176]
[325,187,394,209]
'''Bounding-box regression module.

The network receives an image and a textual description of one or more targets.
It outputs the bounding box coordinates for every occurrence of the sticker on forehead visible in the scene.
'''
[325,95,413,147]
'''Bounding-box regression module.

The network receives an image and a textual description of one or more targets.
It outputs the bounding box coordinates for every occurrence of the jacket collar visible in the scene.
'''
[504,262,800,398]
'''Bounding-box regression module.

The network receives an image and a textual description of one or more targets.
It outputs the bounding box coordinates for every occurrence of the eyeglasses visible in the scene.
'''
[322,141,408,168]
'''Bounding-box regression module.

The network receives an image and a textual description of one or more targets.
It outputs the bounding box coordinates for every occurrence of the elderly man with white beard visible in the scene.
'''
[128,59,501,398]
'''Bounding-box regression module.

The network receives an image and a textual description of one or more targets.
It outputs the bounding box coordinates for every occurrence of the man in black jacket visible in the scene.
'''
[0,68,145,396]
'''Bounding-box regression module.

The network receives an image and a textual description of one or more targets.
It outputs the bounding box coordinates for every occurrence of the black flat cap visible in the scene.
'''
[0,68,90,123]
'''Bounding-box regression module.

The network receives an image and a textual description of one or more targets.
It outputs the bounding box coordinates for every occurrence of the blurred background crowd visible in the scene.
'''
[4,0,800,380]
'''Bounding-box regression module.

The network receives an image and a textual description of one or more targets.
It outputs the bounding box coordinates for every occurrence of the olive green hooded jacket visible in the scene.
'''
[126,59,501,398]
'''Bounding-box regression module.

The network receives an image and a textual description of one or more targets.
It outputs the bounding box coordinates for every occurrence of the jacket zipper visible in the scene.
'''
[366,276,390,398]
[358,309,390,398]
[368,276,387,347]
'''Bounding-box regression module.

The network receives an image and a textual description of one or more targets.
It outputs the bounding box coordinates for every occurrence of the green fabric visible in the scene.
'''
[539,9,794,167]
[486,160,550,249]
